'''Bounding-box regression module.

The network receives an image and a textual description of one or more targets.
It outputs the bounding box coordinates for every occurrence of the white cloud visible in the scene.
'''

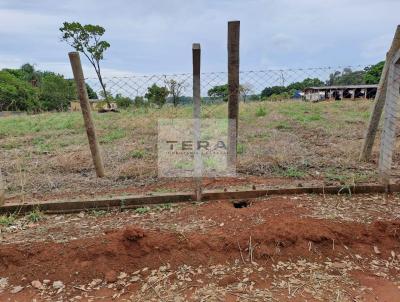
[0,0,399,75]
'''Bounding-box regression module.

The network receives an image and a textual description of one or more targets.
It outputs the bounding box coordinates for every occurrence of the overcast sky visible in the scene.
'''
[0,0,399,77]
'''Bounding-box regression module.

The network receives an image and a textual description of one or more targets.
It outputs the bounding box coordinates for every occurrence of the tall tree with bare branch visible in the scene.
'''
[164,78,185,107]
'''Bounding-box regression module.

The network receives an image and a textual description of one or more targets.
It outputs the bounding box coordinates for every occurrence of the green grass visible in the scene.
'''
[135,206,151,214]
[100,129,126,143]
[90,209,107,217]
[130,150,145,159]
[237,143,245,155]
[0,100,375,195]
[274,166,306,178]
[0,214,16,226]
[0,112,83,138]
[255,107,267,117]
[26,208,44,222]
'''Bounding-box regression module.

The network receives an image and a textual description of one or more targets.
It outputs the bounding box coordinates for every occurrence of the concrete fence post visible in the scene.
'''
[193,43,202,201]
[360,26,400,161]
[378,49,400,186]
[69,52,105,178]
[227,20,240,173]
[0,168,5,206]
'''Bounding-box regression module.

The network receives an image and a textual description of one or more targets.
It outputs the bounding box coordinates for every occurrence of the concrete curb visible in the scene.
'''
[0,183,396,215]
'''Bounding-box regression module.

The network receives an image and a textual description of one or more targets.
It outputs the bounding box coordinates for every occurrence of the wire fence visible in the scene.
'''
[86,65,370,104]
[2,65,389,201]
[82,65,383,185]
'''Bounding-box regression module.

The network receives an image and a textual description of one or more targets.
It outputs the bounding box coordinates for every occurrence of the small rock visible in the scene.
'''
[52,281,64,289]
[374,246,381,254]
[77,212,85,218]
[31,280,43,289]
[131,276,140,282]
[118,272,127,280]
[0,278,8,288]
[105,270,118,283]
[43,279,50,284]
[89,279,102,287]
[10,286,23,294]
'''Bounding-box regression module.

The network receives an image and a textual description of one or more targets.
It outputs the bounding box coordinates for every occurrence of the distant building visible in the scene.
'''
[303,84,378,102]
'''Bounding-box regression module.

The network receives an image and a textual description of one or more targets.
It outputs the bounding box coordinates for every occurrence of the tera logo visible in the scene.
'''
[166,140,227,151]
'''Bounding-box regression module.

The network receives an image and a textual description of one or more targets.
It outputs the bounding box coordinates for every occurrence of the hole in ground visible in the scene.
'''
[233,200,250,209]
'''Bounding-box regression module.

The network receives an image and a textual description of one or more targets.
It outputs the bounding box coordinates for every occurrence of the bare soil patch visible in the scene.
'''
[0,193,399,301]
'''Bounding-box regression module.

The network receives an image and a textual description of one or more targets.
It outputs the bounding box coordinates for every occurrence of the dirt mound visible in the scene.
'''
[0,216,399,285]
[122,226,146,242]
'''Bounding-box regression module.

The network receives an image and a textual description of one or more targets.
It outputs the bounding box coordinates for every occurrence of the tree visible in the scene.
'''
[114,93,133,108]
[327,68,365,85]
[240,83,252,102]
[86,84,98,99]
[0,70,40,112]
[145,84,169,108]
[39,72,76,111]
[364,61,385,84]
[208,84,229,102]
[134,96,147,107]
[60,22,111,106]
[20,63,41,86]
[261,86,286,98]
[287,78,324,91]
[164,78,185,107]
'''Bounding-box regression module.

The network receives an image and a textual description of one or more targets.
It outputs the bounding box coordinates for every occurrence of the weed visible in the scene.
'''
[90,209,107,217]
[237,144,245,155]
[0,214,15,226]
[26,208,44,223]
[175,161,193,170]
[275,166,305,178]
[135,207,151,214]
[156,203,172,211]
[130,150,145,159]
[256,107,267,117]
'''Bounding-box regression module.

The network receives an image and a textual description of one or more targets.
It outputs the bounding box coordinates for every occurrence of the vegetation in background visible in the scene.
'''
[164,79,185,107]
[364,61,385,84]
[145,84,169,108]
[0,60,384,112]
[0,64,98,112]
[0,69,41,111]
[208,84,229,102]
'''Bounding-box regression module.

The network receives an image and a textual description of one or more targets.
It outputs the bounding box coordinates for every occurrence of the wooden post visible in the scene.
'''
[69,52,105,178]
[227,20,240,172]
[0,168,5,206]
[360,26,400,161]
[193,43,202,201]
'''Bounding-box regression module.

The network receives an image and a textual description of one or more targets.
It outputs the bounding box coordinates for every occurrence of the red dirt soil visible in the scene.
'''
[1,207,399,285]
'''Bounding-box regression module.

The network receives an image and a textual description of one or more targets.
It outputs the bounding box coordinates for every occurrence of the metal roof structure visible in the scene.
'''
[305,84,378,90]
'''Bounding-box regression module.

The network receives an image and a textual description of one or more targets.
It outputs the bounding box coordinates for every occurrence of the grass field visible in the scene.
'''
[0,99,389,202]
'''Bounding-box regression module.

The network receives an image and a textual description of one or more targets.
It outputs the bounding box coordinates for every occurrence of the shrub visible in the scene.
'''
[114,93,133,108]
[0,70,40,112]
[256,107,267,117]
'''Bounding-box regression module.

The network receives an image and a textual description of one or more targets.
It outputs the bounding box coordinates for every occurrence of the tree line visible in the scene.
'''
[0,63,98,112]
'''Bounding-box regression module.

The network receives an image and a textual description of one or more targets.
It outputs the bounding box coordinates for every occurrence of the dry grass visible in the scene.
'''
[0,99,389,200]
